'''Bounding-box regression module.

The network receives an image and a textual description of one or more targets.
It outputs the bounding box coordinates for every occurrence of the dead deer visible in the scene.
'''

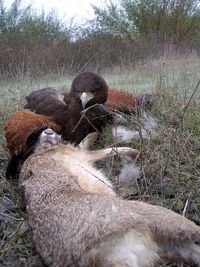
[19,129,200,267]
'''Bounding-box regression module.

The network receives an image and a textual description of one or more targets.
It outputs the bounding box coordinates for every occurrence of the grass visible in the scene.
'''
[0,55,200,266]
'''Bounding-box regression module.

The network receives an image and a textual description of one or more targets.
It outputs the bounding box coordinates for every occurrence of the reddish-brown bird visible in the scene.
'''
[106,88,139,113]
[4,110,61,179]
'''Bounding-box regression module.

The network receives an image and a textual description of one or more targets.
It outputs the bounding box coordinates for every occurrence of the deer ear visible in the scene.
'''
[79,132,98,149]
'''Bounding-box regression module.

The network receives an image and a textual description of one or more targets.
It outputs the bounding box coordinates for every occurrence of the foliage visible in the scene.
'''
[0,0,200,78]
[92,0,200,46]
[0,0,71,78]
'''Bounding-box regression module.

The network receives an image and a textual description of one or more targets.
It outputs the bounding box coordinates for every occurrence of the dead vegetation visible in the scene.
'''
[0,58,200,266]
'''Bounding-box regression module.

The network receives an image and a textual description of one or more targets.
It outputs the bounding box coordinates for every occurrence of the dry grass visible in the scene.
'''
[0,56,200,266]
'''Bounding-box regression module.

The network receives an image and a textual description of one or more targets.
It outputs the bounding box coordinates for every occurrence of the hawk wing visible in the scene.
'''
[24,87,67,117]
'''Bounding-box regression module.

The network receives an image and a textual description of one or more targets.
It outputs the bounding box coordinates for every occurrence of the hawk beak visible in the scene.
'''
[80,92,93,108]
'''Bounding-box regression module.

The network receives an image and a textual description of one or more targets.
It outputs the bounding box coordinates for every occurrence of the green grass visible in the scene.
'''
[0,55,200,266]
[104,55,200,94]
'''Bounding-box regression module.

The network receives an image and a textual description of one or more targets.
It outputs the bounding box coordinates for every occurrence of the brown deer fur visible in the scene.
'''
[19,131,200,267]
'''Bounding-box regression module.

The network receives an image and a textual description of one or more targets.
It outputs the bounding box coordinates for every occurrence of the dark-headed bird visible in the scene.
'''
[24,72,112,144]
[24,72,151,144]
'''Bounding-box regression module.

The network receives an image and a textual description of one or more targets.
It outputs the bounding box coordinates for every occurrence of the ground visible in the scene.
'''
[0,56,200,266]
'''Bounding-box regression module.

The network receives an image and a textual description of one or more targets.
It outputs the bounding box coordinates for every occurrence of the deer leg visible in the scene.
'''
[78,132,98,149]
[87,147,139,162]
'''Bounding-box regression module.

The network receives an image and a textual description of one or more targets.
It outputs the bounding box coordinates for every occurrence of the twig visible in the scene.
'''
[161,80,200,179]
[79,162,122,197]
[182,198,190,217]
[71,104,103,133]
[176,80,200,129]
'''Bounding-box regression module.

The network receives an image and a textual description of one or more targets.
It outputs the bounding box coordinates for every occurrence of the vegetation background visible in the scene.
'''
[0,0,200,78]
[0,0,200,266]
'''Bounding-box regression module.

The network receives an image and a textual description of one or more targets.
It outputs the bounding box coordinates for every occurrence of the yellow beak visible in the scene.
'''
[80,92,93,108]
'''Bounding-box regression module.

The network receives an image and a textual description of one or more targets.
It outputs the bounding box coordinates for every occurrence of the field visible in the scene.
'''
[0,56,200,266]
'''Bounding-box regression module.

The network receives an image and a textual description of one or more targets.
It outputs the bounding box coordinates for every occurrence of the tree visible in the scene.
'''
[92,0,200,47]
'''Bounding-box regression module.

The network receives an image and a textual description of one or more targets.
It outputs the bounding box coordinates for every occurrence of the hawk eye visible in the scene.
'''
[91,89,95,94]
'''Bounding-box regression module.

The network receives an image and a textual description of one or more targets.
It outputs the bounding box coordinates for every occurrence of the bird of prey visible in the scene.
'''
[4,110,61,179]
[24,72,143,143]
[24,72,112,144]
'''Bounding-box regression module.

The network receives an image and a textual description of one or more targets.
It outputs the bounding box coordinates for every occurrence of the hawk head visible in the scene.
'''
[71,72,108,108]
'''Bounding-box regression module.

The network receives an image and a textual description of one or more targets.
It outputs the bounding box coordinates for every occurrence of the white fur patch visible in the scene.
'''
[58,93,66,104]
[83,229,159,267]
[112,126,139,142]
[112,112,158,142]
[119,159,140,184]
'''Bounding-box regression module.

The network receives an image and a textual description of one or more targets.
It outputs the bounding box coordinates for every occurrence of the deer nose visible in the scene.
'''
[44,128,55,135]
